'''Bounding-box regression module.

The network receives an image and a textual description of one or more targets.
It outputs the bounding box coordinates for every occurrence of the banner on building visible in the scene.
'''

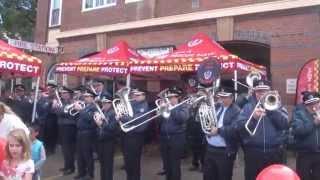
[296,58,320,104]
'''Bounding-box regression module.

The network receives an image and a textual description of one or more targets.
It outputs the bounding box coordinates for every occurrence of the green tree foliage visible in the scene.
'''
[0,0,37,41]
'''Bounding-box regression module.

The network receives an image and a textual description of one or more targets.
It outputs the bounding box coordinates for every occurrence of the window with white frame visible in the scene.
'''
[49,0,62,27]
[83,0,116,11]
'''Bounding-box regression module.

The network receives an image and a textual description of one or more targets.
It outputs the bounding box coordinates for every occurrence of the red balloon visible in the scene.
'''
[0,138,6,164]
[257,164,300,180]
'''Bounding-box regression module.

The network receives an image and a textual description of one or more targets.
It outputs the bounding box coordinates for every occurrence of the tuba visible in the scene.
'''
[196,58,221,134]
[245,90,281,136]
[112,87,134,118]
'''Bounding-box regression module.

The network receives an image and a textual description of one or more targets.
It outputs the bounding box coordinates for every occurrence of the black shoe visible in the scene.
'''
[156,170,166,176]
[73,174,84,180]
[80,175,93,180]
[59,167,67,172]
[63,169,75,176]
[120,165,125,170]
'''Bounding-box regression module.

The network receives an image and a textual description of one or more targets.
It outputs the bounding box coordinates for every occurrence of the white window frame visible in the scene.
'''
[49,0,62,27]
[82,0,116,12]
[125,0,143,4]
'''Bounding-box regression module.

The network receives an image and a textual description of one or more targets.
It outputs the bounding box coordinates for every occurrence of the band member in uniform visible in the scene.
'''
[236,80,289,180]
[52,86,77,175]
[94,94,118,180]
[92,79,112,99]
[73,88,97,180]
[37,80,59,155]
[118,88,149,180]
[10,84,33,124]
[203,86,240,180]
[291,91,320,180]
[159,87,189,180]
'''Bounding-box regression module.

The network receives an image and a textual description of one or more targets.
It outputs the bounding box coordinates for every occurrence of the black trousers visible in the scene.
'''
[244,148,285,180]
[203,147,235,180]
[160,134,186,180]
[191,142,205,168]
[297,152,320,180]
[59,124,77,171]
[43,118,58,154]
[97,140,115,180]
[77,131,95,177]
[123,133,145,180]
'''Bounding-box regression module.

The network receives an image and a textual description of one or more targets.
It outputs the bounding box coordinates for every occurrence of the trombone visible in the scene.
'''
[54,88,63,107]
[232,71,262,89]
[119,89,207,133]
[245,90,281,136]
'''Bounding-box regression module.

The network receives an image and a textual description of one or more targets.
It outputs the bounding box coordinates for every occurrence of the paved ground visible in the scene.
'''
[41,144,296,180]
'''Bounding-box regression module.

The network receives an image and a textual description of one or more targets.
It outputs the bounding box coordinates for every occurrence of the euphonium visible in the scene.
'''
[112,87,134,118]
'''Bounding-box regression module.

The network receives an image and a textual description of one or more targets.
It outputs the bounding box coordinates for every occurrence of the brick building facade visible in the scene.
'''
[34,0,320,109]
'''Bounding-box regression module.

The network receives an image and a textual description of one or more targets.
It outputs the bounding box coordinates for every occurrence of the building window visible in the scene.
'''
[49,0,62,27]
[125,0,143,3]
[83,0,116,11]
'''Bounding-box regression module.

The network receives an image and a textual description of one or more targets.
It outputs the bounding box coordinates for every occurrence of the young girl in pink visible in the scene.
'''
[0,129,34,180]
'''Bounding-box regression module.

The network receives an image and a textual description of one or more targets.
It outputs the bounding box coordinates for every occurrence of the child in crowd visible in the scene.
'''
[29,124,46,180]
[0,128,34,180]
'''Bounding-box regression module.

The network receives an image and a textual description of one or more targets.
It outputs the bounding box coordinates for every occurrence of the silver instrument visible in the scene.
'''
[232,71,262,89]
[93,102,108,124]
[197,87,219,134]
[119,89,206,133]
[64,101,86,116]
[245,90,281,136]
[112,87,134,118]
[54,88,63,107]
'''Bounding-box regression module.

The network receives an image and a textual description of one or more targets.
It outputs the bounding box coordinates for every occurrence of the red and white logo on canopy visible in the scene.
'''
[187,39,203,48]
[107,47,119,54]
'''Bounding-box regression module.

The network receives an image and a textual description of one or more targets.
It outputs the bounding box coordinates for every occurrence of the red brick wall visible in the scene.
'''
[59,0,279,31]
[235,7,320,107]
[34,0,50,43]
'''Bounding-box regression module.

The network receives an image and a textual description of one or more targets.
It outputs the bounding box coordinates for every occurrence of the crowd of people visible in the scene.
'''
[0,77,318,180]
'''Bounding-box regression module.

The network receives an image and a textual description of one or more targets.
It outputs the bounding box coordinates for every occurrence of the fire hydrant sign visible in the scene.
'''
[286,78,297,94]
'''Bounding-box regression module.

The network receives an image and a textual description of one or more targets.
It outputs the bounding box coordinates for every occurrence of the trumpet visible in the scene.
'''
[119,89,207,133]
[245,90,281,136]
[112,87,134,118]
[93,100,109,124]
[64,101,86,116]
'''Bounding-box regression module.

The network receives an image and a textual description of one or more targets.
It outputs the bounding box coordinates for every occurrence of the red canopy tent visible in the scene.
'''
[55,41,144,76]
[0,40,42,77]
[55,41,145,87]
[130,33,266,75]
[130,33,267,96]
[0,39,43,122]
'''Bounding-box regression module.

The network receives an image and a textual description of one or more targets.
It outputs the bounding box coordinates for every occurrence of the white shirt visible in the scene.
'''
[0,113,30,139]
[206,106,228,147]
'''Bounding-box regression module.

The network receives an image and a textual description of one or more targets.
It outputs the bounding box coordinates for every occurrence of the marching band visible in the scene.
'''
[1,70,319,180]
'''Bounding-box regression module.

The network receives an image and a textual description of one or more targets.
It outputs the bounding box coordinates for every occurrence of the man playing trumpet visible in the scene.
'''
[51,86,77,175]
[236,79,289,180]
[94,94,118,180]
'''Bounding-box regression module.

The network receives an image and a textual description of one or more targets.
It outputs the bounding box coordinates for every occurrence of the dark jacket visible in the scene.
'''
[97,109,118,141]
[53,99,77,126]
[211,103,241,155]
[77,103,97,133]
[236,96,289,150]
[120,100,150,134]
[36,96,52,125]
[291,104,320,152]
[10,96,33,123]
[160,103,190,136]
